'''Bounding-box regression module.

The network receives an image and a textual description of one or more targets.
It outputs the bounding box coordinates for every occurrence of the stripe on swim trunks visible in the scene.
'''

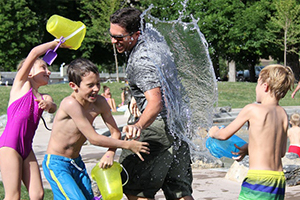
[239,186,284,200]
[242,181,285,195]
[46,155,70,200]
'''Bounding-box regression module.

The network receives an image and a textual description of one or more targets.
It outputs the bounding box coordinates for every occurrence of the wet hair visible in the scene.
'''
[110,7,145,33]
[67,58,99,86]
[259,64,294,100]
[290,113,300,126]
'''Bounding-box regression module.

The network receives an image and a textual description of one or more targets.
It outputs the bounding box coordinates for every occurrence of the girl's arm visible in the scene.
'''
[13,41,59,89]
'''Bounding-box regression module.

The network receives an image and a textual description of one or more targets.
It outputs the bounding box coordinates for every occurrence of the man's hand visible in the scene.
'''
[129,97,141,118]
[122,125,142,140]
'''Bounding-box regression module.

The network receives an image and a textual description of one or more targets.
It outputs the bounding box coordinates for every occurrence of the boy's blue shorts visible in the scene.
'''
[42,154,94,200]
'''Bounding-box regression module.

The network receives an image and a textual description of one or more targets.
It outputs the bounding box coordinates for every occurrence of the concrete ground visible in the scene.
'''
[1,111,300,199]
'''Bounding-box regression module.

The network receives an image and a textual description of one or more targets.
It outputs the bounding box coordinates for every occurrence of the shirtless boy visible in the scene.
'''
[209,64,294,200]
[42,58,149,200]
[287,113,300,157]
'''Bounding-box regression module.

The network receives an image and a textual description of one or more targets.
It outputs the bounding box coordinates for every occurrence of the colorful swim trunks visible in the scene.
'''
[239,169,285,200]
[42,154,94,200]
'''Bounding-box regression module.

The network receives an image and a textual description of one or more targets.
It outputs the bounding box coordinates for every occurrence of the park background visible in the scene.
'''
[1,0,300,199]
[1,0,300,83]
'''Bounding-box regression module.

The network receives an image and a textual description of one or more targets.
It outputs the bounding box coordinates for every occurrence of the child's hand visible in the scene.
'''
[35,99,56,112]
[127,140,150,161]
[98,151,114,169]
[209,126,220,138]
[232,143,248,161]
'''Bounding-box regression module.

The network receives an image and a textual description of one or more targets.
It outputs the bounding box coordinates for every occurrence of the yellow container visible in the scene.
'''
[46,14,86,50]
[91,162,123,200]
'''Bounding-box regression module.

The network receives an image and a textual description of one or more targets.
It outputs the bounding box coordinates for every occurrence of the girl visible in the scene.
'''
[0,41,63,200]
[101,85,117,112]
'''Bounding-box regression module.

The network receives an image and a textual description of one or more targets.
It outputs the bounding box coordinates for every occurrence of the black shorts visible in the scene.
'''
[119,119,193,199]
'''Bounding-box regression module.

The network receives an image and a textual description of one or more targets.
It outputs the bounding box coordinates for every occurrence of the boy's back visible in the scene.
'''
[246,103,288,171]
[287,113,300,157]
[288,126,300,145]
[210,64,294,200]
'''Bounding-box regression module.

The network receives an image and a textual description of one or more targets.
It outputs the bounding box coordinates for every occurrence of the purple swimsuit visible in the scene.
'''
[0,88,43,159]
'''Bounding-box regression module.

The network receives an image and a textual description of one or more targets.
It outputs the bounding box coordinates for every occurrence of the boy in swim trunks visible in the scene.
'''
[0,41,60,200]
[287,113,300,157]
[42,58,149,200]
[209,64,294,200]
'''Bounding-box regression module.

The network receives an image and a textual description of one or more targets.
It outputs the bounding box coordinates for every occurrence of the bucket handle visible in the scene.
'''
[54,25,85,42]
[121,164,129,186]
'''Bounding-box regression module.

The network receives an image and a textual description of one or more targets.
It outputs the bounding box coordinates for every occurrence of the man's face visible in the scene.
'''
[109,23,139,53]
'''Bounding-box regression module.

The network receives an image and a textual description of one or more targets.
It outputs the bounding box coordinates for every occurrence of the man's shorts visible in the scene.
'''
[42,154,94,200]
[119,118,193,199]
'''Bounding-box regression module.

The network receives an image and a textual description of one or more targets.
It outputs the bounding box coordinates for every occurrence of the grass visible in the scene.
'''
[217,82,300,108]
[0,182,53,199]
[1,81,300,116]
[0,82,126,116]
[0,81,300,198]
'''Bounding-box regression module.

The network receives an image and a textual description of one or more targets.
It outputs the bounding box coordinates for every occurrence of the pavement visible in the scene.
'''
[1,108,300,199]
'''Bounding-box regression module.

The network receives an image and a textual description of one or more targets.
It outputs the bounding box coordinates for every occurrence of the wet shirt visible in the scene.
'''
[126,33,168,119]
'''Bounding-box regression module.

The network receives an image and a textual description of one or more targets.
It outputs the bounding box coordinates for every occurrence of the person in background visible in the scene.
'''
[287,113,300,157]
[291,81,300,98]
[209,64,294,200]
[0,41,59,200]
[109,7,194,200]
[101,85,117,112]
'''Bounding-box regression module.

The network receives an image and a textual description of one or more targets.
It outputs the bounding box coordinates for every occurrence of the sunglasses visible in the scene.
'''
[108,28,134,40]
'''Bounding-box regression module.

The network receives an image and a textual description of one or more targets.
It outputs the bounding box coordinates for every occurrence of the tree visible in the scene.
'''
[79,0,125,72]
[229,0,273,81]
[28,0,85,70]
[267,0,300,80]
[0,0,39,71]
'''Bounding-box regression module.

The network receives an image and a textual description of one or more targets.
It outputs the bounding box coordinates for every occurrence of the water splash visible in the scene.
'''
[140,6,218,161]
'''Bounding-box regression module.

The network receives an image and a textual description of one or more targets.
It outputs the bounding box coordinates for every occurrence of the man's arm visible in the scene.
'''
[123,87,162,139]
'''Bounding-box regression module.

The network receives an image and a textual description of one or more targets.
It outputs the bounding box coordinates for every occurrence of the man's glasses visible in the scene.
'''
[108,29,134,40]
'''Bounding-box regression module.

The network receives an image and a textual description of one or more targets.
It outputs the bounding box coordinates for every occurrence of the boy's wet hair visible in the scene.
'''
[259,64,294,100]
[110,7,145,33]
[290,113,300,126]
[67,58,99,86]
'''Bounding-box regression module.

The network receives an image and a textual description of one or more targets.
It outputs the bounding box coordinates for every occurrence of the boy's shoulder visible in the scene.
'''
[59,94,107,112]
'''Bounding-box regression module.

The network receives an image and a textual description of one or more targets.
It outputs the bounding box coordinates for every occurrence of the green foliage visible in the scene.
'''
[0,0,39,71]
[78,0,125,70]
[1,81,300,116]
[2,0,300,78]
[267,0,300,64]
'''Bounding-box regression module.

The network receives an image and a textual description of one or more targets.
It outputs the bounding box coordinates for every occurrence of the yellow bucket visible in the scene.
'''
[46,14,86,50]
[91,162,128,200]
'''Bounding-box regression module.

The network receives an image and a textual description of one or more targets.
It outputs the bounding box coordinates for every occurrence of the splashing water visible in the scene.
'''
[140,6,218,162]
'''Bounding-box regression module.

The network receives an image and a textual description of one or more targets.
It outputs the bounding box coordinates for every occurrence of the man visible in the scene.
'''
[109,7,194,200]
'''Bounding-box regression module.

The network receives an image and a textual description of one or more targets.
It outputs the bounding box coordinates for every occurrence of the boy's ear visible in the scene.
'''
[263,82,269,92]
[69,82,78,91]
